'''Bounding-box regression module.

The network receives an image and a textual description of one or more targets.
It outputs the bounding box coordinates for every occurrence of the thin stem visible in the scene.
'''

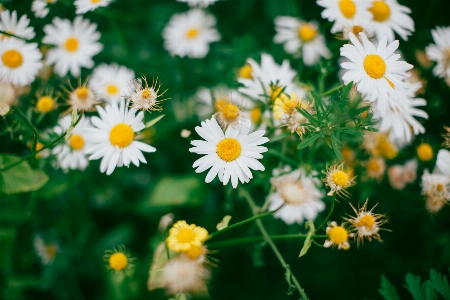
[13,109,39,136]
[320,84,344,97]
[207,234,328,249]
[240,188,309,300]
[314,196,335,234]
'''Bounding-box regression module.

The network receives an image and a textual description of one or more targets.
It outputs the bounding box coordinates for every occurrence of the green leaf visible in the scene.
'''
[330,133,343,160]
[310,91,325,113]
[404,273,425,300]
[424,280,438,300]
[216,215,232,231]
[297,133,320,149]
[430,269,450,300]
[299,221,315,258]
[379,275,401,300]
[0,154,48,194]
[145,114,165,128]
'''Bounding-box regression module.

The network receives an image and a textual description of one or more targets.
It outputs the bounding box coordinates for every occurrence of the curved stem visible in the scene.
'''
[314,196,335,234]
[206,234,328,249]
[320,84,344,97]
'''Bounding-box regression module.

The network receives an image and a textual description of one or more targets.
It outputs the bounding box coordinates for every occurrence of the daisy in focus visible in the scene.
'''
[166,220,208,252]
[0,38,42,86]
[345,200,388,245]
[84,101,156,175]
[89,63,135,103]
[0,10,35,40]
[425,27,450,84]
[421,170,450,213]
[43,16,103,77]
[268,168,325,225]
[323,163,356,197]
[177,0,219,7]
[32,0,56,18]
[52,115,91,172]
[126,76,167,112]
[162,8,220,58]
[340,32,413,113]
[74,0,113,15]
[274,17,331,66]
[189,116,269,188]
[368,0,414,42]
[323,221,354,250]
[316,0,372,34]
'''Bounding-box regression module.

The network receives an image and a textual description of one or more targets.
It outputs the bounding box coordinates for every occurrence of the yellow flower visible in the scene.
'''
[323,221,354,250]
[166,221,208,252]
[104,245,133,273]
[323,163,356,197]
[417,143,433,162]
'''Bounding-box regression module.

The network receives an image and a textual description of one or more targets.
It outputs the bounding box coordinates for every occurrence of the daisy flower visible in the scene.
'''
[189,116,269,188]
[177,0,219,7]
[66,80,100,112]
[126,76,167,112]
[316,0,373,34]
[74,0,113,14]
[268,168,325,225]
[33,236,59,265]
[341,16,376,40]
[35,90,58,114]
[323,221,354,250]
[274,17,331,66]
[369,0,414,42]
[437,149,450,176]
[195,85,237,119]
[0,38,42,86]
[364,156,386,181]
[43,16,103,77]
[89,63,135,103]
[340,32,413,111]
[214,93,249,130]
[31,0,57,18]
[0,10,35,40]
[323,163,356,197]
[84,101,156,175]
[162,8,220,58]
[421,170,450,213]
[166,220,208,252]
[52,115,91,171]
[345,200,387,244]
[426,27,450,83]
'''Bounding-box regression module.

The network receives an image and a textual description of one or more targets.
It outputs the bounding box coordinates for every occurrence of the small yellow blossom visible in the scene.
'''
[323,163,356,197]
[417,143,433,161]
[166,221,208,252]
[323,221,354,250]
[104,246,133,273]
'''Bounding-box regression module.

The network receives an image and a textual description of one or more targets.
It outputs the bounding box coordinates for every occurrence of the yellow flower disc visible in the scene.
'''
[369,1,391,22]
[185,245,204,259]
[91,0,101,3]
[186,28,199,39]
[216,138,241,162]
[355,214,375,229]
[107,84,119,95]
[367,158,381,173]
[176,228,195,243]
[364,54,386,79]
[223,103,240,121]
[328,226,349,244]
[2,49,23,68]
[239,64,253,79]
[339,0,356,19]
[69,134,85,150]
[36,96,55,113]
[298,24,317,42]
[141,89,152,99]
[109,123,134,148]
[76,87,89,99]
[65,37,79,52]
[331,170,349,187]
[417,143,433,161]
[109,252,128,271]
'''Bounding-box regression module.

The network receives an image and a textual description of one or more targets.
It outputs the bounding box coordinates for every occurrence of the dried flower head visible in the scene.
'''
[323,163,356,197]
[127,76,168,112]
[323,221,354,250]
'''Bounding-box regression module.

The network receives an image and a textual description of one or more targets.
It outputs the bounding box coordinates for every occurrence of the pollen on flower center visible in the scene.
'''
[328,226,348,244]
[176,228,195,243]
[417,143,433,161]
[352,25,364,35]
[239,64,253,79]
[369,1,391,22]
[216,138,242,162]
[223,104,240,120]
[339,0,356,19]
[107,84,119,95]
[2,49,23,68]
[364,54,386,79]
[186,28,199,39]
[436,184,444,192]
[36,96,55,113]
[69,134,85,150]
[331,171,349,186]
[76,87,89,99]
[298,25,317,42]
[109,123,134,148]
[109,252,128,271]
[65,37,79,52]
[141,88,152,99]
[355,214,375,229]
[185,245,204,259]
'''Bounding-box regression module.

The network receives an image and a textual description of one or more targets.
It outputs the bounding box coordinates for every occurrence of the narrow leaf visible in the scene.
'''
[297,134,319,149]
[216,215,232,231]
[299,221,315,257]
[145,114,165,128]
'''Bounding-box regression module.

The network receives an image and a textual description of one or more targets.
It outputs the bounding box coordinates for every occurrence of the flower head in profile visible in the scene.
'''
[104,245,134,274]
[421,170,450,213]
[324,221,354,250]
[89,63,135,103]
[426,27,450,84]
[345,200,388,245]
[323,163,356,197]
[0,10,35,40]
[273,92,312,137]
[162,8,220,58]
[74,0,112,14]
[65,79,100,112]
[43,16,103,77]
[126,76,167,112]
[32,0,57,18]
[166,220,208,252]
[189,116,269,188]
[84,101,156,175]
[214,93,247,129]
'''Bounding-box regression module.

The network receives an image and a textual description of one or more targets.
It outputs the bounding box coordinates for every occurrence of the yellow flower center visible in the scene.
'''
[141,88,152,99]
[417,143,433,161]
[352,25,364,35]
[364,54,386,79]
[216,138,242,162]
[109,123,134,148]
[44,244,58,259]
[2,49,23,68]
[250,107,262,123]
[69,134,85,150]
[339,0,356,19]
[176,228,195,243]
[91,0,100,3]
[369,1,391,22]
[107,84,119,95]
[281,182,305,204]
[328,226,348,244]
[76,87,89,99]
[270,86,283,100]
[331,170,349,187]
[377,135,397,159]
[367,158,380,173]
[298,24,317,42]
[65,37,79,52]
[186,28,199,39]
[239,64,253,79]
[36,96,55,113]
[185,245,204,259]
[355,214,375,229]
[223,104,240,120]
[436,184,444,192]
[109,252,128,271]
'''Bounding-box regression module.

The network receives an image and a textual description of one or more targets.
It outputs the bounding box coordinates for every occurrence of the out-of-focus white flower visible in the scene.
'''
[32,0,56,18]
[33,236,59,265]
[436,149,450,176]
[177,0,219,8]
[341,16,375,40]
[0,81,16,115]
[421,170,450,213]
[365,156,386,181]
[0,10,35,40]
[74,0,112,14]
[426,27,450,83]
[387,159,417,190]
[162,9,220,58]
[89,63,134,103]
[162,256,209,295]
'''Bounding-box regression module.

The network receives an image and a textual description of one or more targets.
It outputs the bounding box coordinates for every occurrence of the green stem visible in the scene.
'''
[207,205,283,240]
[267,149,299,166]
[240,188,309,300]
[13,109,39,136]
[314,196,335,234]
[207,234,328,249]
[320,84,344,97]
